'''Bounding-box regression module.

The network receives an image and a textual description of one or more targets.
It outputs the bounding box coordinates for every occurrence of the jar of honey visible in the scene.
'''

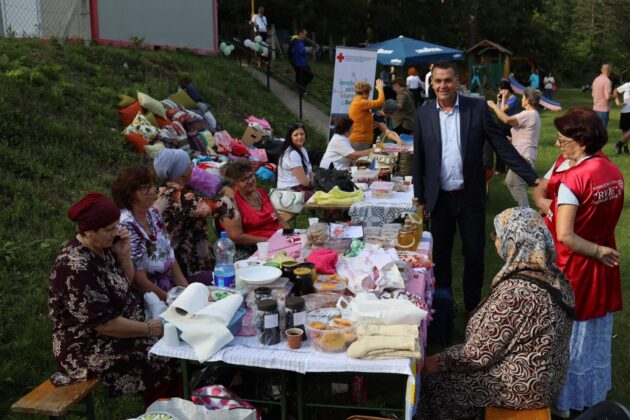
[396,227,418,251]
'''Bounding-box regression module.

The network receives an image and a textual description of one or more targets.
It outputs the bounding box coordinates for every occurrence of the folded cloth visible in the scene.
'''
[306,248,339,274]
[311,187,364,206]
[347,334,421,360]
[356,324,419,338]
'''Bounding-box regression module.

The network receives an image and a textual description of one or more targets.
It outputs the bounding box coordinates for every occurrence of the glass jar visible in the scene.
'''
[396,227,418,251]
[285,296,307,341]
[255,299,281,345]
[280,261,298,282]
[292,267,313,296]
[254,286,272,306]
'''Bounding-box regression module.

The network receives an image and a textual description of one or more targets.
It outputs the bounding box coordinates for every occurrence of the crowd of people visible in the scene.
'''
[46,49,625,419]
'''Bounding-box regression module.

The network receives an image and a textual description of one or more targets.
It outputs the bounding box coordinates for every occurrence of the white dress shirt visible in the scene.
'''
[437,96,464,191]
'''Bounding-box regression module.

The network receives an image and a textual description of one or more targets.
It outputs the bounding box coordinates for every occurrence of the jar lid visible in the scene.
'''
[254,286,272,295]
[285,296,305,310]
[257,298,277,311]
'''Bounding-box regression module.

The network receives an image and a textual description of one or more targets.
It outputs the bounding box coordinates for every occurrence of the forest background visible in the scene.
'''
[219,0,630,85]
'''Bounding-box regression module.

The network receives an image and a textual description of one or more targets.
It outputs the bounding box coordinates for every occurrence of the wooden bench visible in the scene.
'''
[11,378,99,419]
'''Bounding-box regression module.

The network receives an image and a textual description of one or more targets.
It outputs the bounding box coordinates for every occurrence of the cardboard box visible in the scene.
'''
[241,126,265,146]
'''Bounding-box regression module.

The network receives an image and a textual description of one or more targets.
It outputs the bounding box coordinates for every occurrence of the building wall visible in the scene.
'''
[95,0,217,53]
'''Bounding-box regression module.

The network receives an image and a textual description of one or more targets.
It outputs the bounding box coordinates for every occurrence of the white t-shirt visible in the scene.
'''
[424,72,432,97]
[616,82,630,114]
[277,148,312,189]
[320,134,355,170]
[543,76,555,90]
[406,75,422,90]
[251,14,267,33]
[510,110,540,162]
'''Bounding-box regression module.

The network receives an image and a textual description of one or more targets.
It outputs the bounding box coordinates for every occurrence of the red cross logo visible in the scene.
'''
[337,52,345,62]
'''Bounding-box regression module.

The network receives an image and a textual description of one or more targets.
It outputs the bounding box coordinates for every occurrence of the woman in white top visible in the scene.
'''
[320,117,373,170]
[277,123,314,192]
[487,87,542,207]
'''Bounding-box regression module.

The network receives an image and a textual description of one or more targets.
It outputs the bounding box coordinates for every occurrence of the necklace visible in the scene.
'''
[243,190,262,208]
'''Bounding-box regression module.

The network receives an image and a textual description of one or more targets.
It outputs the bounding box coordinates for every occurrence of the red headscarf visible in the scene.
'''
[67,192,120,232]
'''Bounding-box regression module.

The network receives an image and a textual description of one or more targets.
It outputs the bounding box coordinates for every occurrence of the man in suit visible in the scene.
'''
[413,61,539,316]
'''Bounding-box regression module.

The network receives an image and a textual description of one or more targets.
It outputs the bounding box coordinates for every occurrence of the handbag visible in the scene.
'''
[269,188,305,213]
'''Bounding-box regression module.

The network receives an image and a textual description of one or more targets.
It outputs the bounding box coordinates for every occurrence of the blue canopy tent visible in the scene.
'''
[366,35,464,66]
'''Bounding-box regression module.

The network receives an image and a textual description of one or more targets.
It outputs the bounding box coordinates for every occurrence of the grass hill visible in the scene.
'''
[0,39,629,418]
[0,38,325,418]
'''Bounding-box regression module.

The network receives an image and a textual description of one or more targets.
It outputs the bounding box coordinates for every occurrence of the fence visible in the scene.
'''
[0,0,90,41]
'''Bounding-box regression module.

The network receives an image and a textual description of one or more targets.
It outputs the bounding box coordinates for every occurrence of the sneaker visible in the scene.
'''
[624,144,629,154]
[616,141,623,154]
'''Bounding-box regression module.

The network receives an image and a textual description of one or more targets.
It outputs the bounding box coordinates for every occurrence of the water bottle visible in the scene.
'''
[213,232,236,288]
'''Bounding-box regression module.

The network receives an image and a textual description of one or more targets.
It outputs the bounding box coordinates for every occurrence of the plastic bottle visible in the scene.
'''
[213,232,236,288]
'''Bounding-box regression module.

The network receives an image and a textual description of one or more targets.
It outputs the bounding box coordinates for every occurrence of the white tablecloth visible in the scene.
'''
[349,190,416,227]
[149,335,414,377]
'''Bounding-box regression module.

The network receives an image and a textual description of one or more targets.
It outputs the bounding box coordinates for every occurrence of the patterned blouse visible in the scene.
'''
[421,208,575,419]
[120,207,176,291]
[155,183,234,276]
[48,238,179,395]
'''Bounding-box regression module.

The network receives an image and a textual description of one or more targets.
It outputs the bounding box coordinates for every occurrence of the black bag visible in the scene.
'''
[313,164,357,192]
[254,137,284,165]
[427,288,454,346]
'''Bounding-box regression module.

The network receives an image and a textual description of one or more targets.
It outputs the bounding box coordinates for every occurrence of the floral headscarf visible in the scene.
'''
[492,207,575,316]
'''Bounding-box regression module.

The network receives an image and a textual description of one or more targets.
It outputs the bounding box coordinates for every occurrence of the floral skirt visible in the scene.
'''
[553,312,613,411]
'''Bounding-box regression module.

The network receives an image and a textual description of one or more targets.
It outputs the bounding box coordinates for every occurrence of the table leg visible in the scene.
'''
[296,372,304,420]
[280,371,287,420]
[181,360,190,400]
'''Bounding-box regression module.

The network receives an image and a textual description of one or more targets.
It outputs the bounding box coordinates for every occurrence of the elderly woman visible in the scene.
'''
[319,117,372,170]
[533,108,624,417]
[487,87,542,207]
[152,149,234,285]
[421,207,575,419]
[348,79,385,150]
[220,159,289,259]
[49,192,180,405]
[112,165,188,301]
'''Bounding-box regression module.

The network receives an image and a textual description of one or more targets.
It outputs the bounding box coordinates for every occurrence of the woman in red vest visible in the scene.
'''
[220,159,289,260]
[533,108,624,417]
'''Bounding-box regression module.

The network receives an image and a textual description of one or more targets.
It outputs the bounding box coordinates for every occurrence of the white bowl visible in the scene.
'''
[238,266,282,285]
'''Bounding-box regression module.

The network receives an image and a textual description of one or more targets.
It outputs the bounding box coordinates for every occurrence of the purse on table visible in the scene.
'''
[269,188,305,213]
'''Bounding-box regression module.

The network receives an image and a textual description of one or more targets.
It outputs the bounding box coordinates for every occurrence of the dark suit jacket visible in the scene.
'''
[413,95,538,212]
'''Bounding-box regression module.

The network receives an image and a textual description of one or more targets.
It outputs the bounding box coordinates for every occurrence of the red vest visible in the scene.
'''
[234,188,281,239]
[545,152,624,320]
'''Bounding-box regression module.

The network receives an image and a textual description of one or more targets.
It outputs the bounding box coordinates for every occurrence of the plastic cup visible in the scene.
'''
[256,242,268,258]
[308,217,319,226]
[286,328,304,349]
[163,323,180,347]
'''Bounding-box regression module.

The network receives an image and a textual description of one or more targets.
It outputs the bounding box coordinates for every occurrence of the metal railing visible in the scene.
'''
[222,35,333,120]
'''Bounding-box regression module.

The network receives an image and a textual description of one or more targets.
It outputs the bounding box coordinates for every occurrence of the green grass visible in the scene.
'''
[0,38,629,419]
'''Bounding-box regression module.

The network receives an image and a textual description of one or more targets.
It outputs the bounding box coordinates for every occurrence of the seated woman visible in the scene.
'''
[49,192,180,405]
[420,207,575,419]
[319,117,372,170]
[220,158,289,260]
[112,165,188,301]
[152,149,234,285]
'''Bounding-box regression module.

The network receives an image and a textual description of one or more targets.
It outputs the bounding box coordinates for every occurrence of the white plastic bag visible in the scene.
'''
[140,397,256,420]
[349,297,427,326]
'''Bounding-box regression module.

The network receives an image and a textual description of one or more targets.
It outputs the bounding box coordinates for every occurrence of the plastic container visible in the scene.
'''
[352,169,378,185]
[313,274,347,293]
[369,181,395,199]
[305,308,356,353]
[214,232,236,288]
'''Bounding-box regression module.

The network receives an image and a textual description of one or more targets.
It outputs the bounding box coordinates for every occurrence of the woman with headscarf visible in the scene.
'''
[152,149,234,285]
[112,165,188,301]
[348,79,385,150]
[420,207,575,419]
[49,193,180,405]
[533,108,624,417]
